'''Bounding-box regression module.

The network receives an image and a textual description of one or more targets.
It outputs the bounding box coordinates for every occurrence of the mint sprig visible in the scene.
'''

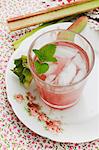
[33,44,57,62]
[33,44,57,74]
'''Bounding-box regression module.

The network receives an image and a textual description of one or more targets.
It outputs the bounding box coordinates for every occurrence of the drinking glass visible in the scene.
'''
[28,29,95,109]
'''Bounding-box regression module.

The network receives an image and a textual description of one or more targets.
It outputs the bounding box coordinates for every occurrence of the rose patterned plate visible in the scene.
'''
[6,23,99,143]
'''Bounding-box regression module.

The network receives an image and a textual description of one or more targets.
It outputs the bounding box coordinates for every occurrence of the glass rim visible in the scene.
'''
[28,29,95,88]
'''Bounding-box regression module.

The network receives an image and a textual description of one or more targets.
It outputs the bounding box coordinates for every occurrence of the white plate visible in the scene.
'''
[6,23,99,143]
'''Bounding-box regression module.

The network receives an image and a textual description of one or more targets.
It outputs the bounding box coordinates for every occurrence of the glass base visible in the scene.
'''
[40,97,80,110]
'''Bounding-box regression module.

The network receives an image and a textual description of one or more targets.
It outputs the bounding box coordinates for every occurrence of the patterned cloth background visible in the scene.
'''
[0,0,99,149]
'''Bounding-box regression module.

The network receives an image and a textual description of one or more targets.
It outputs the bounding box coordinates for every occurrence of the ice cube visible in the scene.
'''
[73,69,86,83]
[55,45,77,58]
[73,53,86,70]
[58,62,76,86]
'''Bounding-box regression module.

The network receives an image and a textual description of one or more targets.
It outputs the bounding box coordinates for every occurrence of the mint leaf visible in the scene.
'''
[40,44,57,62]
[33,49,46,62]
[34,60,49,74]
[46,57,57,62]
[40,44,56,56]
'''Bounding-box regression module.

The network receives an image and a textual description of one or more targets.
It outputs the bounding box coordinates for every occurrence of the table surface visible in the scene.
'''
[0,0,99,149]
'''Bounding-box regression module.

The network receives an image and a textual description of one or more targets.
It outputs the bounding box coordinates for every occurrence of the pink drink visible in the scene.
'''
[32,41,89,109]
[28,29,94,109]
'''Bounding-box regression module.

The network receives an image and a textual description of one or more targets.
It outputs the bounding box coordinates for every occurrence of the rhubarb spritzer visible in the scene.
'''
[28,29,95,109]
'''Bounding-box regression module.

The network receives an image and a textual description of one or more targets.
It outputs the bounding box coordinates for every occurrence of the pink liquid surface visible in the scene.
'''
[34,41,89,109]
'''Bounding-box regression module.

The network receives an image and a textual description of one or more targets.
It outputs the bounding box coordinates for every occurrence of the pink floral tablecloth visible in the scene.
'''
[0,0,99,149]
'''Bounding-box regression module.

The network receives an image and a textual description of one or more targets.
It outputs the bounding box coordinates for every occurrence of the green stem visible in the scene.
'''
[13,23,50,49]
